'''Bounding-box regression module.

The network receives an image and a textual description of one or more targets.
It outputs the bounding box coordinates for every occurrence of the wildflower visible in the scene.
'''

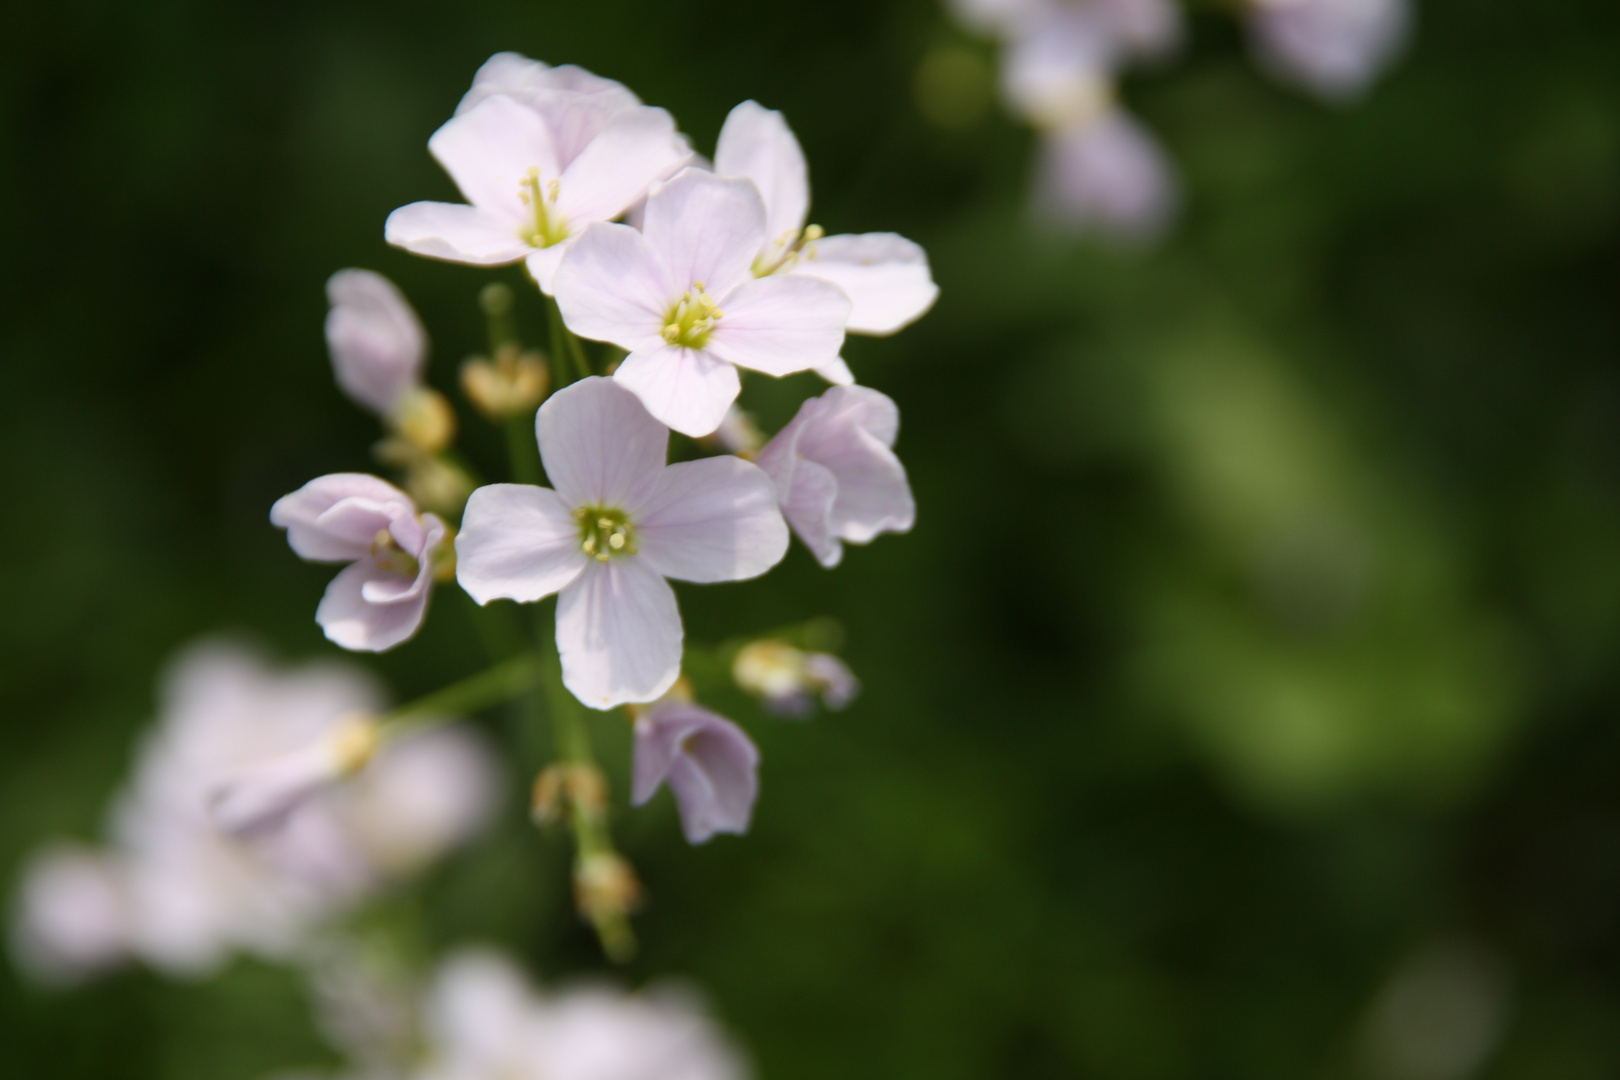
[732,640,860,717]
[456,377,789,708]
[385,87,690,293]
[1032,106,1178,241]
[1247,0,1410,102]
[9,844,129,986]
[632,696,760,844]
[951,0,1181,59]
[713,101,939,337]
[208,713,379,836]
[455,52,646,164]
[754,385,915,567]
[271,474,451,652]
[325,269,428,416]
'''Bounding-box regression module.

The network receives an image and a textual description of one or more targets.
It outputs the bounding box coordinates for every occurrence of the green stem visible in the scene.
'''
[543,293,593,382]
[382,654,541,727]
[504,413,541,485]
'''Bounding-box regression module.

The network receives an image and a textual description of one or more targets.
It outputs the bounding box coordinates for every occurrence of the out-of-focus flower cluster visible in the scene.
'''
[942,0,1410,240]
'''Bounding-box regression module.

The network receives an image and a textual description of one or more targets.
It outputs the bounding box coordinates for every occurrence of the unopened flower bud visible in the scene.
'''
[530,763,608,826]
[209,713,380,836]
[390,387,458,454]
[574,852,642,927]
[732,640,860,717]
[404,457,476,518]
[461,344,549,421]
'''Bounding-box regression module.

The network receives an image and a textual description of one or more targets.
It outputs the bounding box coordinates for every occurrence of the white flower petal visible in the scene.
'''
[1249,0,1410,101]
[555,559,682,709]
[705,274,848,377]
[325,270,426,414]
[271,474,414,562]
[385,202,534,266]
[316,559,432,652]
[455,484,589,604]
[612,344,741,438]
[792,232,939,336]
[713,100,810,248]
[777,455,843,567]
[816,356,856,385]
[427,95,558,219]
[524,242,572,295]
[818,425,915,543]
[640,170,765,298]
[557,106,689,224]
[1034,110,1178,241]
[536,377,670,508]
[552,222,672,350]
[633,457,789,583]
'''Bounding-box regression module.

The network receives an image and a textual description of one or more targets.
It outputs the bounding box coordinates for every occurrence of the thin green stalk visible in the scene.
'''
[504,413,541,485]
[543,294,592,382]
[382,654,541,727]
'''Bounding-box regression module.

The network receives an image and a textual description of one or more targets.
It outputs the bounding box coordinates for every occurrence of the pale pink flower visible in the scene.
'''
[1248,0,1410,102]
[951,0,1181,61]
[713,101,939,338]
[731,640,860,717]
[325,270,427,416]
[1033,107,1178,241]
[553,170,849,437]
[632,699,759,844]
[456,377,789,708]
[454,53,644,164]
[9,844,130,985]
[271,474,448,652]
[754,386,914,568]
[385,78,690,293]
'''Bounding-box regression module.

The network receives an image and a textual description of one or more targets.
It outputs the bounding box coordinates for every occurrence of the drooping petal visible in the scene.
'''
[640,171,766,298]
[385,202,534,266]
[316,559,432,652]
[612,344,742,438]
[325,270,426,414]
[632,457,789,583]
[796,387,914,543]
[271,474,415,562]
[713,100,810,249]
[535,377,669,508]
[555,559,682,709]
[777,455,842,567]
[557,106,690,224]
[455,484,590,604]
[791,233,939,336]
[704,273,849,377]
[551,222,672,351]
[427,95,558,219]
[631,701,759,844]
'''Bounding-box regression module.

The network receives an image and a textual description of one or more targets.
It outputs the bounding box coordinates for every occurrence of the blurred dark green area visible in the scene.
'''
[4,0,1620,1076]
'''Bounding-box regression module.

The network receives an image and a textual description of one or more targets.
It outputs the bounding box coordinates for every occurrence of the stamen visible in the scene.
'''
[661,283,724,350]
[752,224,826,276]
[517,167,569,249]
[575,505,638,561]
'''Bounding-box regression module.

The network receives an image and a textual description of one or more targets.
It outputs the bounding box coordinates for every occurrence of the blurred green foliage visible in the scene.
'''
[3,0,1620,1077]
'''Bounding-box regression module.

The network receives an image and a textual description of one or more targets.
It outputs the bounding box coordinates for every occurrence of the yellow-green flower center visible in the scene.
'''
[517,167,570,249]
[575,506,637,562]
[661,283,723,350]
[370,528,421,579]
[752,224,824,277]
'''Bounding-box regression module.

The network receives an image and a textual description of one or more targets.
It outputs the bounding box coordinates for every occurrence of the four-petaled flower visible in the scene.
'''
[455,377,789,708]
[1247,0,1410,102]
[632,696,760,844]
[271,475,449,652]
[754,385,916,568]
[553,169,852,437]
[324,269,427,416]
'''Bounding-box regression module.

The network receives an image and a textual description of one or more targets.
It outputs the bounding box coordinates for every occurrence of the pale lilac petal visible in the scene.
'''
[632,457,789,583]
[271,474,414,562]
[551,222,672,350]
[631,701,759,844]
[612,345,742,438]
[362,514,442,605]
[455,484,589,604]
[816,357,856,385]
[713,100,810,247]
[209,741,341,837]
[385,202,533,265]
[525,242,572,295]
[797,389,915,543]
[705,274,849,377]
[815,382,900,447]
[427,95,558,218]
[791,233,939,336]
[1034,110,1178,242]
[557,106,690,224]
[316,558,432,652]
[805,653,860,710]
[640,171,766,298]
[325,270,426,414]
[555,559,682,709]
[1250,0,1410,101]
[10,844,131,985]
[536,377,669,508]
[1000,11,1114,128]
[777,456,842,567]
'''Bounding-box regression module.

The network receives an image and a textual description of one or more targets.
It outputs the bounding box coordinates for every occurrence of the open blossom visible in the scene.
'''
[9,641,497,980]
[456,377,789,708]
[553,170,850,437]
[385,74,690,293]
[454,53,644,162]
[754,385,915,568]
[325,269,427,416]
[950,0,1179,52]
[731,640,860,717]
[419,949,748,1080]
[632,697,759,844]
[712,101,939,338]
[1033,107,1178,240]
[1248,0,1410,102]
[272,474,449,652]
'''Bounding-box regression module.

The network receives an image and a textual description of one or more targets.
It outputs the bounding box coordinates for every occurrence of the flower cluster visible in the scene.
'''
[946,0,1410,238]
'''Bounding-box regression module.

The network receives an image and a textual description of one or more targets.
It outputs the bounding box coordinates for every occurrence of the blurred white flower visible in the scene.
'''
[10,640,497,981]
[554,170,850,437]
[731,640,860,717]
[386,58,690,293]
[1032,106,1178,241]
[418,949,749,1080]
[754,385,914,568]
[951,0,1180,57]
[456,377,788,709]
[9,844,130,985]
[325,270,427,417]
[272,474,450,653]
[713,101,940,337]
[1248,0,1410,102]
